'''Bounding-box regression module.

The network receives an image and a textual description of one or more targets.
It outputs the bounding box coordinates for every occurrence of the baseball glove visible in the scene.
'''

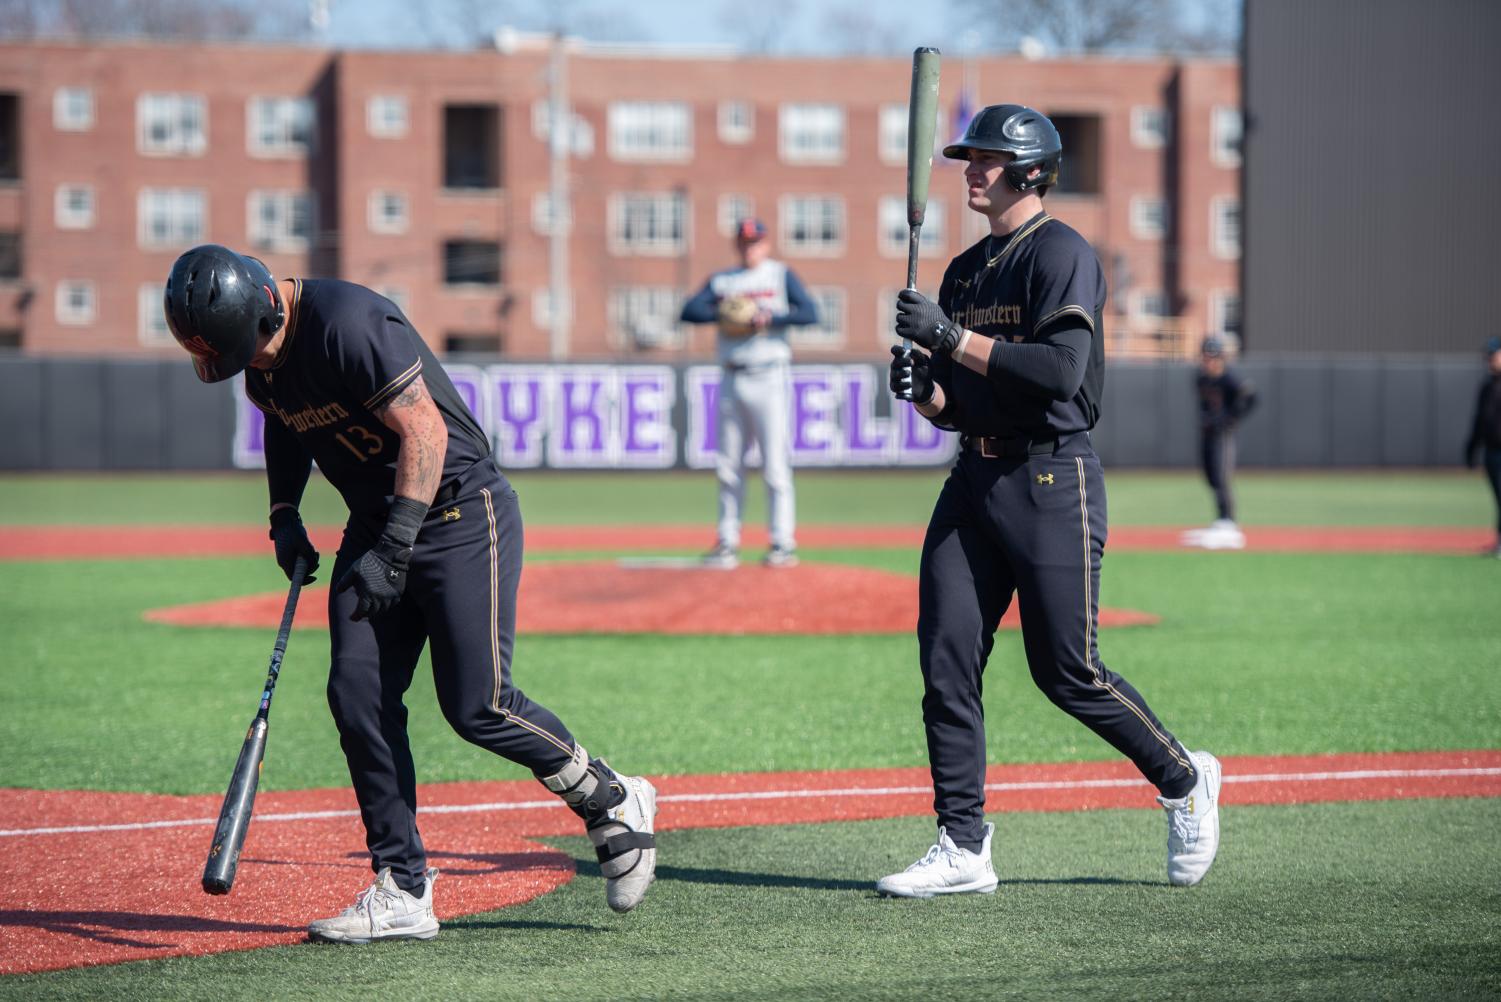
[717,296,760,338]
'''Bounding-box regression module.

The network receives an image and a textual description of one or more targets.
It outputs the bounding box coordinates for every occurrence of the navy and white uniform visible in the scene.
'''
[681,259,818,552]
[1197,365,1258,522]
[912,212,1197,850]
[246,279,578,892]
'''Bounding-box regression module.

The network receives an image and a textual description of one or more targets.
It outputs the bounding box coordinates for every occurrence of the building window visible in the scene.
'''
[1133,290,1171,319]
[247,97,316,157]
[779,103,844,164]
[139,188,206,249]
[0,95,18,180]
[608,101,692,162]
[1048,114,1101,195]
[367,190,409,234]
[55,184,95,230]
[377,286,411,314]
[717,194,754,238]
[444,332,503,355]
[1130,106,1169,149]
[1211,196,1241,259]
[1210,291,1242,338]
[443,240,501,286]
[444,104,501,189]
[54,87,94,131]
[609,192,688,256]
[790,286,845,349]
[0,231,20,279]
[779,196,845,256]
[138,283,173,347]
[1211,106,1242,167]
[0,329,19,350]
[531,101,595,157]
[1129,196,1168,240]
[609,286,684,350]
[874,287,898,347]
[248,190,313,252]
[879,196,944,257]
[531,192,572,235]
[56,280,96,326]
[366,94,408,139]
[718,101,753,144]
[137,93,207,156]
[879,104,907,164]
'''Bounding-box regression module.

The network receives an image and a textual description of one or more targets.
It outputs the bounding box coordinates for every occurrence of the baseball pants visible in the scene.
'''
[1485,447,1501,536]
[916,435,1198,848]
[326,462,577,891]
[715,362,796,550]
[1201,428,1237,522]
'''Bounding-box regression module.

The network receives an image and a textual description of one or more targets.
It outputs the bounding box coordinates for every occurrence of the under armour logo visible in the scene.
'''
[442,507,461,522]
[1036,473,1054,485]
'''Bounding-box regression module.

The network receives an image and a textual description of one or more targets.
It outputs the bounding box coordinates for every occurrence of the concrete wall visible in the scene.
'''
[0,356,1483,471]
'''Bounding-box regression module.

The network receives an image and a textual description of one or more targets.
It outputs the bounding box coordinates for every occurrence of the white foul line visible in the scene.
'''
[3,766,1498,839]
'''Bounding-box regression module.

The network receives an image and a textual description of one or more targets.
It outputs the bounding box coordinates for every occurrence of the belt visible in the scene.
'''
[964,434,1063,458]
[432,478,463,505]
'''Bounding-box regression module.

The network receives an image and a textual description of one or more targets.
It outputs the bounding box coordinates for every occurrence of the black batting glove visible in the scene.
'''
[268,507,319,585]
[336,538,410,621]
[335,496,427,622]
[889,345,934,404]
[895,289,961,355]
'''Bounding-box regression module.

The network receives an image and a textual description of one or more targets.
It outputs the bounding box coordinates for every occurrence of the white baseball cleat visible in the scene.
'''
[701,542,739,569]
[762,545,799,568]
[876,824,998,899]
[1201,519,1246,550]
[589,774,658,913]
[308,867,439,944]
[1160,750,1223,886]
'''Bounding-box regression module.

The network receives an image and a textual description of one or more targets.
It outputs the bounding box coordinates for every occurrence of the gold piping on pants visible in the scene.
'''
[1075,458,1193,771]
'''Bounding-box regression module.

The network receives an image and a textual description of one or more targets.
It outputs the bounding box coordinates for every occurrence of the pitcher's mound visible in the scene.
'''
[144,561,1160,635]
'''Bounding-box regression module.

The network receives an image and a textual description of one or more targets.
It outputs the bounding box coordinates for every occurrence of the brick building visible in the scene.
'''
[0,37,1240,362]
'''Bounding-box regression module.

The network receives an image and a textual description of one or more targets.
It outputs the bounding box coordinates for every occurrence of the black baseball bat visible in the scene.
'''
[202,556,308,895]
[904,46,942,350]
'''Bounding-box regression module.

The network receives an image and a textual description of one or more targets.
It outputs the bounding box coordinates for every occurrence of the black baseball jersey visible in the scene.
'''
[932,211,1106,439]
[1469,375,1501,456]
[244,279,491,517]
[1197,368,1257,433]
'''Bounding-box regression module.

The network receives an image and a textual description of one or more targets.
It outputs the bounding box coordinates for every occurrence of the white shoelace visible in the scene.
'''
[909,841,963,872]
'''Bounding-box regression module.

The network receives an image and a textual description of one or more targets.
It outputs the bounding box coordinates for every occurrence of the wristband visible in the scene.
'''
[383,495,429,549]
[950,328,973,361]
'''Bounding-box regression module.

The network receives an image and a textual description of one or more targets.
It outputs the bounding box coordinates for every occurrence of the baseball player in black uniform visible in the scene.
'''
[878,107,1221,897]
[165,245,657,942]
[1466,336,1501,558]
[1183,334,1257,550]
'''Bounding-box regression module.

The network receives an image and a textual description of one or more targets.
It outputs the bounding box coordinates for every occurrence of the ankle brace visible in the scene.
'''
[537,744,626,822]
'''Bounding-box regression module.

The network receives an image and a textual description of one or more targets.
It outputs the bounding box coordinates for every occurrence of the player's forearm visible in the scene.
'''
[959,323,1091,401]
[263,418,313,513]
[377,377,447,506]
[915,382,947,419]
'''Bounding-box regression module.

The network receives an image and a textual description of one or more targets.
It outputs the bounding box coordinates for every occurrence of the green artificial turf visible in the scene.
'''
[5,800,1499,1001]
[0,468,1493,528]
[2,548,1497,794]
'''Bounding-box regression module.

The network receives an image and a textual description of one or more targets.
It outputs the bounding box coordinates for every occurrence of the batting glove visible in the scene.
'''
[894,289,961,355]
[889,345,934,405]
[335,496,427,621]
[268,507,319,584]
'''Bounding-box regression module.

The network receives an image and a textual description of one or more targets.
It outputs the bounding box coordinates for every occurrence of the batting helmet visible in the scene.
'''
[1201,334,1227,358]
[163,244,285,383]
[943,104,1062,192]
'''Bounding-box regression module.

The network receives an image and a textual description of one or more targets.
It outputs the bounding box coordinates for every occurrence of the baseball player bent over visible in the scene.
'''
[879,106,1222,897]
[680,218,819,568]
[165,246,658,942]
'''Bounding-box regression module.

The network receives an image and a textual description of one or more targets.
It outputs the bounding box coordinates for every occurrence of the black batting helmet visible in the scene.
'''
[943,104,1062,192]
[163,244,285,383]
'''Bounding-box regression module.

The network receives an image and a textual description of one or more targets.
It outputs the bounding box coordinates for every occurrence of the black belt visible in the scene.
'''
[432,478,463,505]
[963,434,1064,458]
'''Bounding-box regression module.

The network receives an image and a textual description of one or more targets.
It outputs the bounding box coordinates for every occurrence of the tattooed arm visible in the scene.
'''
[374,375,448,506]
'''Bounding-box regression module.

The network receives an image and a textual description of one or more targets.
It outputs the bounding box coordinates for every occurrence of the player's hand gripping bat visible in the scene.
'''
[201,555,308,895]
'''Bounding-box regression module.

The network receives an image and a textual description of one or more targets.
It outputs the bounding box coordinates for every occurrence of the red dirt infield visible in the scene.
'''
[141,561,1161,635]
[2,523,1494,562]
[3,750,1499,975]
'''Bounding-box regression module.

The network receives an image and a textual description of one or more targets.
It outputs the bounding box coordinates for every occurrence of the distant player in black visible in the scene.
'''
[1466,336,1501,558]
[1183,334,1257,550]
[877,106,1221,898]
[164,246,657,941]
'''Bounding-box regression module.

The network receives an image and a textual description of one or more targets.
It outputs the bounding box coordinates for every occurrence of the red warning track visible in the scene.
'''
[3,749,1499,975]
[1,523,1494,561]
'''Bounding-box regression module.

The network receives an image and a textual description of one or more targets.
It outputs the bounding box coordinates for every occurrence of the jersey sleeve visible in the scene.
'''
[1028,234,1103,337]
[332,308,424,413]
